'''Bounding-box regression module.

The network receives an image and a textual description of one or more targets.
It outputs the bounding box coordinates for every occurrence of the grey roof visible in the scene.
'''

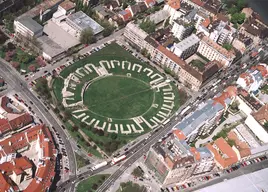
[93,5,109,17]
[251,143,268,155]
[197,147,212,159]
[148,10,170,24]
[17,16,43,34]
[38,35,64,58]
[175,97,232,136]
[67,11,104,35]
[174,34,200,51]
[198,168,268,192]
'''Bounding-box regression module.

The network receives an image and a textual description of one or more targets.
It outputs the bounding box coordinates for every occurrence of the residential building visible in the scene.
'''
[240,14,268,45]
[124,22,220,91]
[14,16,43,38]
[93,5,112,20]
[163,0,183,24]
[236,64,268,93]
[175,86,236,143]
[144,0,156,8]
[145,130,214,185]
[208,20,236,45]
[0,125,57,191]
[171,19,195,41]
[172,34,200,60]
[245,104,268,144]
[206,138,238,169]
[193,9,209,29]
[232,33,253,54]
[66,11,104,37]
[197,33,236,67]
[118,9,132,22]
[128,2,147,16]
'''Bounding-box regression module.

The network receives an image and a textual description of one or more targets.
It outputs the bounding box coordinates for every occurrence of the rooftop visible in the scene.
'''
[198,33,235,59]
[17,16,43,34]
[59,0,75,11]
[67,11,104,35]
[38,35,65,58]
[173,34,200,51]
[206,138,238,169]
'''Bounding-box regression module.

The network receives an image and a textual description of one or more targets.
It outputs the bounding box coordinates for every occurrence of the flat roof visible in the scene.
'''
[174,34,200,51]
[43,20,80,49]
[198,168,268,192]
[17,16,43,33]
[67,11,104,35]
[38,35,64,58]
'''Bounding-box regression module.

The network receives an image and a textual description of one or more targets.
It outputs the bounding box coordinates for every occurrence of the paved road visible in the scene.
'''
[187,158,268,192]
[0,58,77,179]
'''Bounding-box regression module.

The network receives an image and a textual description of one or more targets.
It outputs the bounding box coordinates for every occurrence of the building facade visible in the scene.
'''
[172,34,200,60]
[171,19,195,41]
[14,16,43,38]
[197,33,235,67]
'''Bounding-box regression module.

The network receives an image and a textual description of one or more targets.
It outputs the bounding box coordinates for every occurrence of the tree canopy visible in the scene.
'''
[139,19,156,34]
[231,13,246,24]
[80,29,96,44]
[222,43,233,51]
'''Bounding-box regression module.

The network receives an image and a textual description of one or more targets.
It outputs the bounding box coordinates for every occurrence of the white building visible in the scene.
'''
[14,16,43,38]
[197,33,235,67]
[236,64,268,93]
[209,20,236,45]
[194,9,209,29]
[172,34,200,60]
[171,19,194,41]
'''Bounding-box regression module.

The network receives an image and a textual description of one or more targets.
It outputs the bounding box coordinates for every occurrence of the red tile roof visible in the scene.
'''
[145,0,156,7]
[0,172,18,192]
[119,9,132,21]
[206,138,238,168]
[173,129,186,140]
[167,0,180,10]
[213,86,237,107]
[0,125,56,192]
[59,0,75,11]
[202,17,211,28]
[0,119,11,135]
[227,131,251,158]
[0,96,12,113]
[7,113,32,130]
[191,0,205,6]
[190,147,201,161]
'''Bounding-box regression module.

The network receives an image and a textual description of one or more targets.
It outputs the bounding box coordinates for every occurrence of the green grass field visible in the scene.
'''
[52,42,185,154]
[84,76,154,119]
[76,174,110,192]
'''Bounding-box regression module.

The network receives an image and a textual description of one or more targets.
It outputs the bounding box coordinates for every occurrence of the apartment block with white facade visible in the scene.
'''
[171,19,195,41]
[172,34,200,60]
[14,16,43,38]
[197,33,236,67]
[145,130,214,185]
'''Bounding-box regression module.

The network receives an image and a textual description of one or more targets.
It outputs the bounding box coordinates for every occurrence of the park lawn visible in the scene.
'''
[76,174,110,192]
[52,77,64,102]
[117,182,147,192]
[190,59,205,72]
[65,122,103,158]
[75,153,88,169]
[83,75,154,119]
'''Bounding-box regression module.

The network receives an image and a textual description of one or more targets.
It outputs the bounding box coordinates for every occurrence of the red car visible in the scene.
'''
[88,153,92,157]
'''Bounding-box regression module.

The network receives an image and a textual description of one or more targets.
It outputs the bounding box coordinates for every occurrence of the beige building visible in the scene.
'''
[197,33,235,67]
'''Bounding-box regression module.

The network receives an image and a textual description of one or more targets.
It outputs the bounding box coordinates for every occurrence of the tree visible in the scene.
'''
[64,110,72,119]
[92,184,98,190]
[11,61,20,69]
[102,27,113,37]
[72,126,79,132]
[140,48,148,56]
[28,64,36,72]
[97,129,104,136]
[80,122,87,128]
[132,167,144,177]
[7,42,15,50]
[139,19,156,34]
[110,133,117,140]
[80,29,96,44]
[231,13,246,24]
[223,43,233,51]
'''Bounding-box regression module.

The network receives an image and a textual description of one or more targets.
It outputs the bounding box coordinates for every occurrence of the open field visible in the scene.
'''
[52,43,184,154]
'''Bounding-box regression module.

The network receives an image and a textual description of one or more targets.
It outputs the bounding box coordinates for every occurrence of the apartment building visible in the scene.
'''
[171,19,195,41]
[172,34,200,60]
[209,20,236,45]
[197,33,235,67]
[124,22,219,91]
[14,16,43,38]
[145,130,214,185]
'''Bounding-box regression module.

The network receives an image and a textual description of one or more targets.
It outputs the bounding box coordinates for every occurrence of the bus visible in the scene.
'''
[180,106,191,116]
[212,79,221,87]
[111,155,126,165]
[91,161,108,171]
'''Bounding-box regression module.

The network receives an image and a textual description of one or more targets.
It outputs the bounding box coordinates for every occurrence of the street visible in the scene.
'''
[0,28,267,192]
